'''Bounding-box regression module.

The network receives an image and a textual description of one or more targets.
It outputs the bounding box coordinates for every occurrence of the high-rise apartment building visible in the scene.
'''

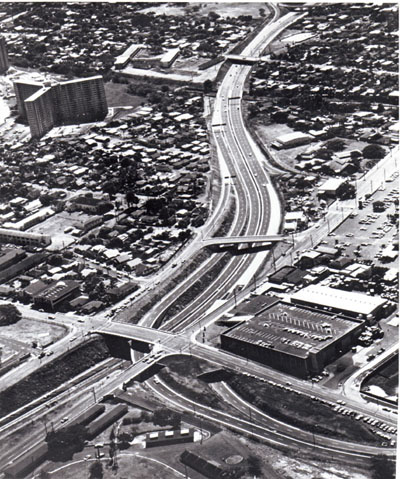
[53,76,108,125]
[25,87,55,139]
[13,75,108,138]
[14,80,44,119]
[0,36,9,74]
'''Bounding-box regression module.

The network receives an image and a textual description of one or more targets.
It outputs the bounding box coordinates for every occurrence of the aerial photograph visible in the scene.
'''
[0,1,398,478]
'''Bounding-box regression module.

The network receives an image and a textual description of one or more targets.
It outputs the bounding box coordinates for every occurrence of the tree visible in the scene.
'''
[0,304,22,326]
[247,454,262,476]
[153,408,181,428]
[103,180,116,200]
[48,254,63,267]
[363,144,386,160]
[39,194,53,206]
[46,424,86,461]
[370,455,396,479]
[325,138,345,152]
[203,79,213,94]
[89,460,104,479]
[126,190,139,206]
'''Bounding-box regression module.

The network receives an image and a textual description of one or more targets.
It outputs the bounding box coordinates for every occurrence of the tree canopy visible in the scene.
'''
[370,455,396,479]
[363,144,386,160]
[0,304,22,326]
[89,460,104,479]
[46,424,87,461]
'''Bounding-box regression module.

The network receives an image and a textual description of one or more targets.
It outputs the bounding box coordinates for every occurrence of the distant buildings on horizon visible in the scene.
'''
[14,76,108,138]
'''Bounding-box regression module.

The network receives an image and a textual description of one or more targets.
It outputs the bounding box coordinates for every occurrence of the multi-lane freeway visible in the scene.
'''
[1,4,398,473]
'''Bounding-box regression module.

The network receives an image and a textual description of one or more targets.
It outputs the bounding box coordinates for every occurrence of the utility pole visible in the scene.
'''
[92,387,97,403]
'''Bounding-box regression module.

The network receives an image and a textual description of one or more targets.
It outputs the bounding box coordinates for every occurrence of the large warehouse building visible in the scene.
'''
[290,285,387,322]
[221,300,364,378]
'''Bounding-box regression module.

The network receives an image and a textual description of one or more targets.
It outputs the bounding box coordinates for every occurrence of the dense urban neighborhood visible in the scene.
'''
[0,3,398,479]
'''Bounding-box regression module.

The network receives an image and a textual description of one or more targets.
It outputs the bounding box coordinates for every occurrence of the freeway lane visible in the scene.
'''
[145,374,395,461]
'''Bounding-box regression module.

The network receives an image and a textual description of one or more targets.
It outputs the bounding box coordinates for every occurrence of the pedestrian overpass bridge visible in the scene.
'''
[201,234,288,248]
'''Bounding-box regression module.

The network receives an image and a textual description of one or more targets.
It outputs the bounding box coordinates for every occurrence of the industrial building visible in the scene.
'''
[290,285,387,322]
[14,76,108,138]
[221,300,364,378]
[0,35,9,73]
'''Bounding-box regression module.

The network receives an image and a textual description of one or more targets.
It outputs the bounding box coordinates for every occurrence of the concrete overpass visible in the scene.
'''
[94,322,188,360]
[225,54,260,65]
[96,323,176,344]
[201,234,288,248]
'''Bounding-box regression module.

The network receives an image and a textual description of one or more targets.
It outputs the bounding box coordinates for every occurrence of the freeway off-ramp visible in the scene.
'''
[1,4,398,470]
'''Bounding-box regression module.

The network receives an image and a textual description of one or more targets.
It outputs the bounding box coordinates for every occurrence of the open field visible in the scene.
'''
[47,453,182,479]
[0,318,66,348]
[104,82,144,108]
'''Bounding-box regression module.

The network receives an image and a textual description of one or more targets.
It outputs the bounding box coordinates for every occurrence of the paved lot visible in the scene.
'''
[324,178,398,268]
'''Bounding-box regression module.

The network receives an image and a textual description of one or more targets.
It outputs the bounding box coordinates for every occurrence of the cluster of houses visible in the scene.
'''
[249,3,398,166]
[0,243,141,313]
[2,3,259,76]
[0,86,212,288]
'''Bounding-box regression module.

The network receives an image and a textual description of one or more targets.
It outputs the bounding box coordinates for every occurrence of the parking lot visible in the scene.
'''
[325,179,398,268]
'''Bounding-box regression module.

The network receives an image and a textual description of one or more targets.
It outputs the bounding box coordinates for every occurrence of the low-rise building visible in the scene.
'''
[0,228,51,247]
[73,196,112,214]
[317,178,346,197]
[273,132,313,149]
[33,280,81,311]
[145,428,194,448]
[0,249,26,271]
[290,285,387,322]
[160,48,180,68]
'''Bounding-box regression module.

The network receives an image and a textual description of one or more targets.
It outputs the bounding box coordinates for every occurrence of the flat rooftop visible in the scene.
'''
[291,285,386,317]
[223,301,361,359]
